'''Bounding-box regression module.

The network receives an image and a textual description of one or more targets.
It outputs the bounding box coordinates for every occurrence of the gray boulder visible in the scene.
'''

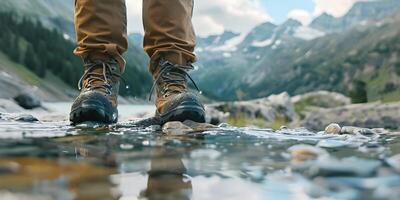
[13,92,42,109]
[206,92,298,125]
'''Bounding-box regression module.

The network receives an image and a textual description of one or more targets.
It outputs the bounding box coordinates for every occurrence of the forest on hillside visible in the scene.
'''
[0,12,152,97]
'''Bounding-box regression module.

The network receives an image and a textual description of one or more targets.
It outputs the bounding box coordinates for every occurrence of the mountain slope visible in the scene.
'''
[0,0,75,37]
[310,0,400,32]
[0,1,152,99]
[193,0,400,102]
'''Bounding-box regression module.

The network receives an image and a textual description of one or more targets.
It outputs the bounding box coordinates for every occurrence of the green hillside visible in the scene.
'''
[0,11,152,99]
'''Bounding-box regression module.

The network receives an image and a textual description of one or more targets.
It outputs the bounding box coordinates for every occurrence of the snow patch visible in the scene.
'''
[271,40,282,49]
[293,26,325,40]
[251,38,273,47]
[208,33,246,52]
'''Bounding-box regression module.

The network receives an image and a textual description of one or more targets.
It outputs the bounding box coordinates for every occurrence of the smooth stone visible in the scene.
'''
[288,144,328,162]
[386,154,400,172]
[325,123,341,134]
[309,157,381,177]
[341,126,377,135]
[0,161,20,173]
[14,114,39,122]
[162,121,194,135]
[13,92,42,109]
[183,120,218,132]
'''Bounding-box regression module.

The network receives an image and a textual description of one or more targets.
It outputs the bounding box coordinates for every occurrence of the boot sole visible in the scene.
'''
[159,105,205,125]
[70,104,117,125]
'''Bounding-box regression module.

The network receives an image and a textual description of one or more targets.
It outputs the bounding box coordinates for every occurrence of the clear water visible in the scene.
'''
[0,110,400,200]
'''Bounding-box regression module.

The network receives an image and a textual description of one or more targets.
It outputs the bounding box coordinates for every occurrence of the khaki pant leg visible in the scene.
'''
[74,0,128,71]
[142,0,197,74]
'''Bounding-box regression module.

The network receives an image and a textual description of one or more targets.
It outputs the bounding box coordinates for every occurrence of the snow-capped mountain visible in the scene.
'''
[192,0,400,101]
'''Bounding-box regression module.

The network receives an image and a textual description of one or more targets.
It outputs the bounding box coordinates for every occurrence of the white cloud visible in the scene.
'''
[125,0,272,37]
[288,9,312,25]
[193,0,272,36]
[313,0,367,17]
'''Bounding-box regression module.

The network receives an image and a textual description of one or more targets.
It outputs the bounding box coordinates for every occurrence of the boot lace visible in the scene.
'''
[149,59,200,101]
[77,61,123,95]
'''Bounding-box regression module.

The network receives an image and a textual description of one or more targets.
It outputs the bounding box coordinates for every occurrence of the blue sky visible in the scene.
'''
[261,0,314,23]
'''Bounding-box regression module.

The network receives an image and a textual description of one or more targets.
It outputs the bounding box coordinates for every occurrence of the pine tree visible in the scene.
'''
[9,35,20,62]
[24,44,42,77]
[349,80,368,103]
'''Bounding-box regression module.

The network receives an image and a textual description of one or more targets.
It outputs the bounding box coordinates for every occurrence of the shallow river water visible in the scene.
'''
[0,112,400,200]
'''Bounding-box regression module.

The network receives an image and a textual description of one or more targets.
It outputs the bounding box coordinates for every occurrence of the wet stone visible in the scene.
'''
[341,126,377,135]
[13,92,42,109]
[162,121,193,135]
[325,123,341,134]
[288,144,328,162]
[182,120,219,132]
[0,161,20,174]
[14,114,39,122]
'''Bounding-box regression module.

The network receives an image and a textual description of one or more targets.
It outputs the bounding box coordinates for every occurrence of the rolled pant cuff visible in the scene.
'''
[75,50,126,73]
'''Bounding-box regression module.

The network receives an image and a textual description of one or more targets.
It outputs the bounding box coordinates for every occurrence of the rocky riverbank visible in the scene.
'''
[206,91,400,131]
[0,90,399,131]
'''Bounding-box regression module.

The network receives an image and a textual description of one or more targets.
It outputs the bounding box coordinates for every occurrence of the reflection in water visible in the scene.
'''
[140,147,192,200]
[1,120,400,199]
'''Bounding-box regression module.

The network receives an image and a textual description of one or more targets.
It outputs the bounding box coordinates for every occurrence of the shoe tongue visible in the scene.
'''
[161,71,187,94]
[83,66,108,89]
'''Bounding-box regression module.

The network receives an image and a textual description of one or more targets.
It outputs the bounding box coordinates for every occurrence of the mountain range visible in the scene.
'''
[192,0,400,101]
[0,0,399,103]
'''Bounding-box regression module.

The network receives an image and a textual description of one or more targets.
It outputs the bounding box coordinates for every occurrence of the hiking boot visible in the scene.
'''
[70,59,122,125]
[150,59,205,124]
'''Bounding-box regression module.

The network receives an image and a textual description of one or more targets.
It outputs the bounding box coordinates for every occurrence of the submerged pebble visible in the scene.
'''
[288,144,328,162]
[0,161,20,173]
[325,123,341,134]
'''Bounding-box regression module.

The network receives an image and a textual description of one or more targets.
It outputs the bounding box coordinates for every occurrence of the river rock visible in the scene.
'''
[325,123,341,134]
[183,120,218,132]
[13,92,42,109]
[14,114,39,122]
[341,126,377,135]
[302,102,400,130]
[0,161,20,174]
[162,121,193,135]
[288,144,328,162]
